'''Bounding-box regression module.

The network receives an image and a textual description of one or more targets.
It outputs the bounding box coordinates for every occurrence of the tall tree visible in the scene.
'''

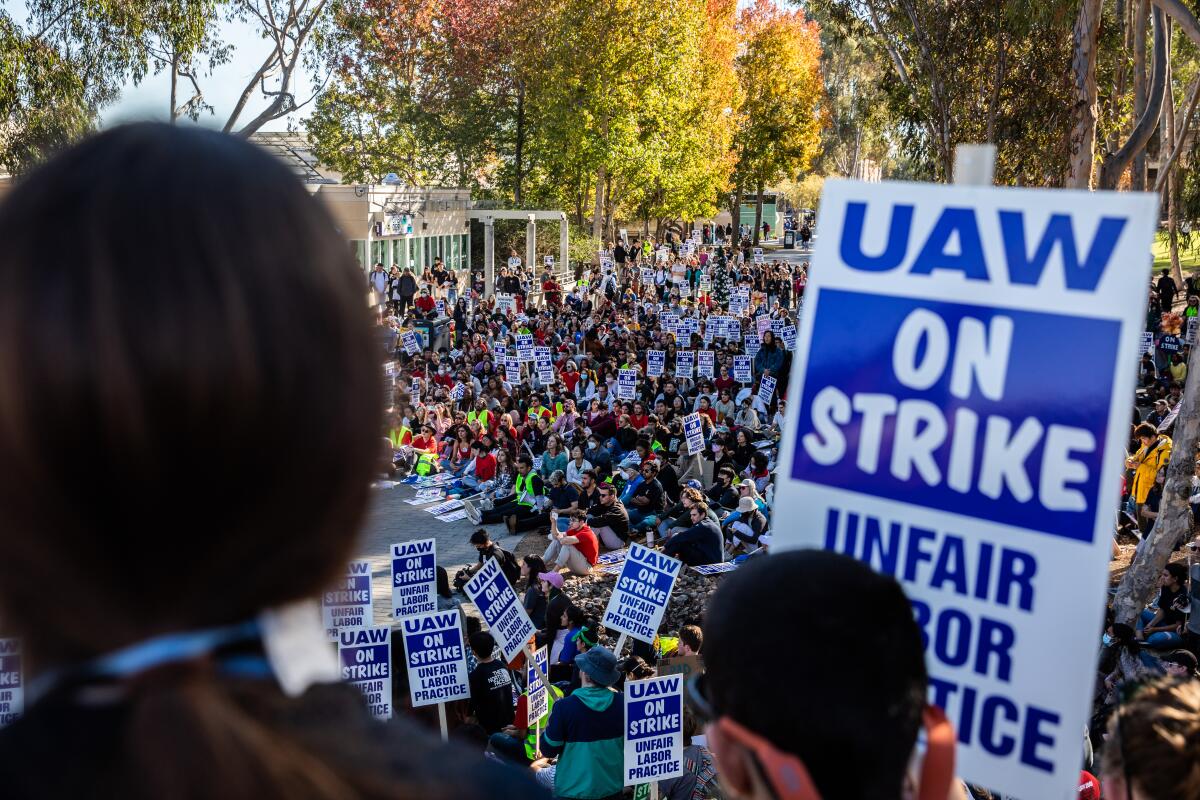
[732,0,823,244]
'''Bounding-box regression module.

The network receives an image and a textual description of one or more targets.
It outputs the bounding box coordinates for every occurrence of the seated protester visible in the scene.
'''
[543,509,599,576]
[490,653,565,766]
[656,455,681,506]
[584,435,613,476]
[743,450,771,494]
[467,632,515,735]
[409,423,442,475]
[706,466,739,510]
[476,454,547,534]
[723,496,768,550]
[545,470,580,515]
[536,571,571,653]
[662,503,724,567]
[658,708,719,800]
[656,487,717,544]
[588,481,631,550]
[520,555,550,629]
[1101,676,1200,800]
[414,286,437,315]
[555,607,592,669]
[1137,562,1188,647]
[461,440,497,490]
[697,550,954,800]
[454,529,523,591]
[626,459,665,530]
[576,469,602,512]
[540,647,625,800]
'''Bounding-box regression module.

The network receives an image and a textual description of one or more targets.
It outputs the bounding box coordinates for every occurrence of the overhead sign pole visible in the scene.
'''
[771,145,1158,799]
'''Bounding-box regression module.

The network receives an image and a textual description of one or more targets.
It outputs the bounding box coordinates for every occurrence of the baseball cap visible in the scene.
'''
[537,571,564,589]
[685,479,703,490]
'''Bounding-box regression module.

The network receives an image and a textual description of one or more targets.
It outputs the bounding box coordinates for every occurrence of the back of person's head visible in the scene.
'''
[1102,676,1200,800]
[469,631,497,659]
[679,624,703,655]
[704,550,927,800]
[0,125,388,796]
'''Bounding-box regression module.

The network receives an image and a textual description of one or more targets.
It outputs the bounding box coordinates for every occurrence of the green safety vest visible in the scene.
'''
[468,409,491,428]
[515,472,540,507]
[524,684,565,760]
[388,426,411,448]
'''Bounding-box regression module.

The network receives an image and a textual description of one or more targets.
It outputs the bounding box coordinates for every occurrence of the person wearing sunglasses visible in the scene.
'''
[690,550,956,800]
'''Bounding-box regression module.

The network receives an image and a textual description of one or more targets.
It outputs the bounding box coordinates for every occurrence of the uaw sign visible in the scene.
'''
[0,639,21,727]
[773,179,1157,800]
[463,558,536,662]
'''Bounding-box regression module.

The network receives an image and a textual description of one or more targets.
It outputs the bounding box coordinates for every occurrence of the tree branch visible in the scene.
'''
[1099,5,1166,189]
[1155,73,1200,191]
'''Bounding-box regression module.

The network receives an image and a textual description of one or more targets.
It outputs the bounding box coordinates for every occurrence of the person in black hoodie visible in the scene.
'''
[467,632,515,735]
[0,124,545,800]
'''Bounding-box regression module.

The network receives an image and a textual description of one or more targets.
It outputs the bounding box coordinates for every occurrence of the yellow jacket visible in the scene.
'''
[1127,435,1172,504]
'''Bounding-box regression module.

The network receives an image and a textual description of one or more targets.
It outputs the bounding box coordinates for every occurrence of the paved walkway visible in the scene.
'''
[354,483,523,626]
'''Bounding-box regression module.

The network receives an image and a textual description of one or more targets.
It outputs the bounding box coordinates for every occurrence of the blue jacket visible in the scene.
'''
[753,345,784,376]
[541,686,624,799]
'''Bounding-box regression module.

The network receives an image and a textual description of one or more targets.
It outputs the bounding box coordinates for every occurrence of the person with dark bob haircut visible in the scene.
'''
[0,124,545,800]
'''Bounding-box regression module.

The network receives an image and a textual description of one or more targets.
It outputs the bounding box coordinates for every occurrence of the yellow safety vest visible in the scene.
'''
[388,426,411,448]
[468,409,491,428]
[515,472,539,507]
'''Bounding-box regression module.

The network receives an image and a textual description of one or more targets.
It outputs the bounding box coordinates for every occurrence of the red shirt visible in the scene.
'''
[573,525,599,565]
[415,295,436,313]
[473,452,497,481]
[560,371,581,392]
[698,406,717,424]
[715,376,735,392]
[411,435,438,454]
[628,414,649,430]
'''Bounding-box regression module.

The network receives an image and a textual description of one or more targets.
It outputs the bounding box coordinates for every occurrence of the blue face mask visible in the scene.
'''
[1102,633,1113,647]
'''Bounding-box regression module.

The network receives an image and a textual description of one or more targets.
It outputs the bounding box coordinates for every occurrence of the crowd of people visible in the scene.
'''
[2,124,1198,800]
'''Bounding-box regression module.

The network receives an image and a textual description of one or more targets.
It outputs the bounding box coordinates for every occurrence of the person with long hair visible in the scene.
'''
[0,124,542,799]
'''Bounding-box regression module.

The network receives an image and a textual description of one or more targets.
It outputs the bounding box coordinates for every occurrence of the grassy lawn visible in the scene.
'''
[1151,232,1200,273]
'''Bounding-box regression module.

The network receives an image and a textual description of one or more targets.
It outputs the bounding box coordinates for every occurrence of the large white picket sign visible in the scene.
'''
[773,178,1157,799]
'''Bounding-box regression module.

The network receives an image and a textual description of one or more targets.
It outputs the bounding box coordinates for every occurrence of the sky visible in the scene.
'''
[5,0,772,134]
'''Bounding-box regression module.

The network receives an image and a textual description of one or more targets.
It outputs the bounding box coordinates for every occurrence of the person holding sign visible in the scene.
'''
[0,125,543,800]
[541,647,625,800]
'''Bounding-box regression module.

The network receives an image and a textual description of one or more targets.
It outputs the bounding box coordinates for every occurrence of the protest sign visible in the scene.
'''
[772,178,1157,799]
[730,289,749,315]
[463,558,537,663]
[602,543,682,644]
[411,377,422,404]
[496,295,516,315]
[676,350,694,379]
[505,354,522,384]
[391,539,437,618]
[655,655,703,682]
[322,560,374,640]
[618,368,638,400]
[646,350,665,377]
[641,268,654,285]
[782,324,797,351]
[1138,331,1154,355]
[526,645,550,725]
[732,355,752,384]
[338,626,392,720]
[624,675,684,786]
[744,333,761,358]
[757,375,776,405]
[516,333,535,362]
[683,413,705,455]
[402,330,421,356]
[756,316,772,337]
[401,609,470,709]
[507,256,522,269]
[1158,333,1182,354]
[0,639,22,727]
[435,299,445,316]
[449,382,466,401]
[545,255,554,266]
[383,361,398,378]
[691,562,739,575]
[699,275,711,293]
[535,346,555,383]
[697,350,715,378]
[1188,318,1199,346]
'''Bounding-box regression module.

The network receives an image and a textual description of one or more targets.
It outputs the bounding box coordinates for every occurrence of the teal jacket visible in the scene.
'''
[541,686,624,799]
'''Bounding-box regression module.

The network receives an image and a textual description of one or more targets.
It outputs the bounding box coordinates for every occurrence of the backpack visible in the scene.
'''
[495,546,522,588]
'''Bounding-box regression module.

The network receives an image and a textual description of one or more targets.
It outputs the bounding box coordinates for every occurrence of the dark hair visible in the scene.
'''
[469,631,497,658]
[1165,561,1187,583]
[0,125,430,798]
[517,453,533,467]
[523,555,547,582]
[1134,422,1158,438]
[679,624,703,654]
[705,551,926,800]
[469,529,490,545]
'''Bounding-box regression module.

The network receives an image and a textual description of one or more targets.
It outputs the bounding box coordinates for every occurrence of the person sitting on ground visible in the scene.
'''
[696,550,955,800]
[475,454,546,533]
[1101,676,1200,800]
[540,647,625,800]
[467,632,515,736]
[625,459,665,530]
[661,503,724,567]
[660,624,703,660]
[1137,562,1188,648]
[543,509,599,576]
[520,555,550,629]
[587,481,631,550]
[658,708,720,800]
[705,466,739,510]
[655,486,712,544]
[723,495,768,551]
[489,650,565,767]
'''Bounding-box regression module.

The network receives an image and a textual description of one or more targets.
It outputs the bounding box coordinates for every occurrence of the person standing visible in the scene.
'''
[540,647,625,800]
[1157,271,1179,310]
[468,632,516,735]
[398,266,419,316]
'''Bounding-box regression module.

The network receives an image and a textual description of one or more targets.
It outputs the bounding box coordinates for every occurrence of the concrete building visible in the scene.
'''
[252,132,472,273]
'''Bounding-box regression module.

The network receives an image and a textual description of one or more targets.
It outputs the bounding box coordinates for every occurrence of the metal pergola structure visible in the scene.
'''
[468,209,569,299]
